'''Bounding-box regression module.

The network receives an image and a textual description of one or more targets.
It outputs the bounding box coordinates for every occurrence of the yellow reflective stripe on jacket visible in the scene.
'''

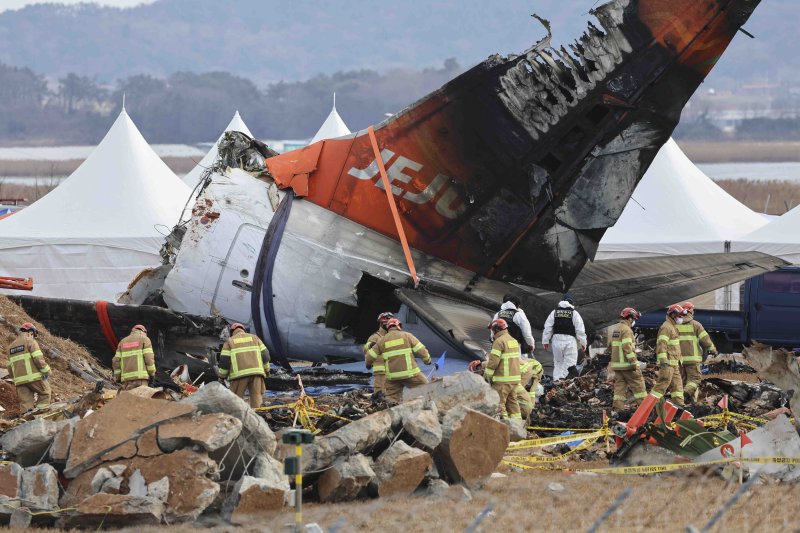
[228,345,266,380]
[372,365,386,374]
[656,353,668,363]
[383,347,418,380]
[384,338,405,348]
[119,351,149,381]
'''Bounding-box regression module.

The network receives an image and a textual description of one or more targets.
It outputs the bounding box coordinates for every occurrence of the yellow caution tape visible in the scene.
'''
[508,431,605,450]
[527,425,603,432]
[505,437,599,463]
[503,455,800,474]
[255,395,353,434]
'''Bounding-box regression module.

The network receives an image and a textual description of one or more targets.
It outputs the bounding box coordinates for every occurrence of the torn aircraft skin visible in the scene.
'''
[15,0,768,374]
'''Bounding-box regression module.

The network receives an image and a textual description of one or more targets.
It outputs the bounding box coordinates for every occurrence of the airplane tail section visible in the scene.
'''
[265,0,762,292]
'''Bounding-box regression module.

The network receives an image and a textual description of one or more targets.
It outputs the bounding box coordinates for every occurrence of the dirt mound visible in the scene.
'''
[0,295,113,409]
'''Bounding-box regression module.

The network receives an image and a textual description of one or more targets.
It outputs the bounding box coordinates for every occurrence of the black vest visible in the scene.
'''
[497,308,531,353]
[553,307,576,336]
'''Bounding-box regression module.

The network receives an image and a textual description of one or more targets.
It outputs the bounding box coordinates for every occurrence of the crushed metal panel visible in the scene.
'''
[695,415,800,481]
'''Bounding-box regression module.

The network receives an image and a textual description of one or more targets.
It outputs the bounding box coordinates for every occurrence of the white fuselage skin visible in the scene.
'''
[159,169,480,362]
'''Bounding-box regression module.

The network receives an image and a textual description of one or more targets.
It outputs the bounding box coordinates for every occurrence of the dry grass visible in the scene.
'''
[678,141,800,163]
[121,468,796,533]
[0,296,113,408]
[715,178,800,215]
[0,156,197,177]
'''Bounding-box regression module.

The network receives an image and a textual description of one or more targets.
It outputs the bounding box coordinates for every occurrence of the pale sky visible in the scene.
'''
[0,0,156,12]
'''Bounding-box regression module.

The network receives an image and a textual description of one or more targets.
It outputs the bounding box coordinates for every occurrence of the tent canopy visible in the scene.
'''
[310,94,351,144]
[183,111,253,188]
[734,205,800,264]
[596,139,768,260]
[0,109,192,300]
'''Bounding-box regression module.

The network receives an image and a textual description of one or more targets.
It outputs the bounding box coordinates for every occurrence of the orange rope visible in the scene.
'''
[367,126,419,287]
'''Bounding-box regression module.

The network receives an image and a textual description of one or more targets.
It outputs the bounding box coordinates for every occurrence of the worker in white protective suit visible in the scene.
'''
[492,293,536,356]
[542,295,587,380]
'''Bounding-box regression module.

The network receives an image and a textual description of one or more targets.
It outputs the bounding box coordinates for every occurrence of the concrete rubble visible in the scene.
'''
[0,369,516,527]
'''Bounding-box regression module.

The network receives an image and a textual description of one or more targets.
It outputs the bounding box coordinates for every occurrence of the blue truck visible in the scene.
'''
[636,266,800,351]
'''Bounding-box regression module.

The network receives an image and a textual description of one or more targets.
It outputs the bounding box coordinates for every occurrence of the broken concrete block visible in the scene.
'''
[147,477,169,503]
[251,454,286,486]
[129,469,147,497]
[49,417,78,463]
[62,449,219,522]
[303,410,393,472]
[223,475,289,524]
[64,392,195,478]
[504,418,528,442]
[157,412,242,453]
[109,464,127,477]
[403,372,500,417]
[426,479,450,498]
[181,382,276,456]
[20,464,58,510]
[317,454,375,503]
[100,477,122,495]
[90,468,114,494]
[99,439,138,463]
[404,408,442,449]
[436,406,509,487]
[371,441,431,497]
[63,494,164,528]
[9,507,31,529]
[0,463,23,499]
[136,428,162,457]
[0,418,69,466]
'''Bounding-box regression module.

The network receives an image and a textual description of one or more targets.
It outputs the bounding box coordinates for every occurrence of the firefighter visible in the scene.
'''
[368,318,434,404]
[542,295,587,380]
[515,357,542,420]
[486,319,522,420]
[113,324,156,391]
[679,301,719,402]
[493,294,536,356]
[648,304,686,406]
[364,312,394,398]
[218,323,270,408]
[608,308,647,412]
[7,323,51,412]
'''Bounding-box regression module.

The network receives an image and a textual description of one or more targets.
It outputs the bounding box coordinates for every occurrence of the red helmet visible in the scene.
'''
[377,312,395,326]
[619,307,641,320]
[230,323,245,332]
[681,301,695,313]
[132,324,147,333]
[488,318,508,332]
[667,304,687,318]
[19,322,37,336]
[385,318,402,330]
[468,360,483,373]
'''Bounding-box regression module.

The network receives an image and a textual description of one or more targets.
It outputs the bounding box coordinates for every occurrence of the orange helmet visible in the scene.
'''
[667,304,687,318]
[385,318,402,330]
[377,312,395,326]
[468,360,483,373]
[230,323,246,332]
[132,324,147,333]
[619,308,641,320]
[681,301,695,313]
[488,318,508,332]
[19,322,37,336]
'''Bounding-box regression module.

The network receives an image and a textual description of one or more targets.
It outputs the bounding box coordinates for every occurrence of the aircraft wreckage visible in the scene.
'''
[12,0,778,379]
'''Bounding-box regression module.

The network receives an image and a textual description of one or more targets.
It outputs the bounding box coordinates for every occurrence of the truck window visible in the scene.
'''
[762,271,800,294]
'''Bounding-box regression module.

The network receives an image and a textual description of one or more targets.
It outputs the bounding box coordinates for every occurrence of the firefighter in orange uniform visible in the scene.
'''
[7,323,51,411]
[113,324,156,391]
[368,318,433,403]
[218,323,270,408]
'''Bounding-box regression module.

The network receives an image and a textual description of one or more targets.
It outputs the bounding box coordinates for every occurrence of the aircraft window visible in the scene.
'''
[762,271,800,294]
[406,308,419,324]
[240,269,249,278]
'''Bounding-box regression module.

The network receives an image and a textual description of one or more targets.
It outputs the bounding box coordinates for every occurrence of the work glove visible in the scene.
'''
[543,343,550,351]
[433,362,439,371]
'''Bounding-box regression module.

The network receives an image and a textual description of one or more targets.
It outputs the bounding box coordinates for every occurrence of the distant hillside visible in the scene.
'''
[0,0,791,86]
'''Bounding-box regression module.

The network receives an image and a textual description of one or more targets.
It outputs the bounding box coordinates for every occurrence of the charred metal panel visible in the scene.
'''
[266,0,761,293]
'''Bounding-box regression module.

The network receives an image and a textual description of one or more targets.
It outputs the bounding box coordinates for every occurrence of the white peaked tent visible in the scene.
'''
[310,94,351,143]
[596,139,768,260]
[182,111,253,188]
[0,109,192,301]
[734,207,800,264]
